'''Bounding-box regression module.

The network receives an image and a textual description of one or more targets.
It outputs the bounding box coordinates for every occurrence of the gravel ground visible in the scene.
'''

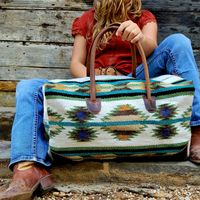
[1,180,200,200]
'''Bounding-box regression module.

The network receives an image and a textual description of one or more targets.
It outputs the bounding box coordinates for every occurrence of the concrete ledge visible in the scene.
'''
[1,143,200,187]
[50,158,200,187]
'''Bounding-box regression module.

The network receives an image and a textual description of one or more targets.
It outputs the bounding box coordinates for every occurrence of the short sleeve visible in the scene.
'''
[138,10,157,30]
[71,18,85,37]
[71,7,95,39]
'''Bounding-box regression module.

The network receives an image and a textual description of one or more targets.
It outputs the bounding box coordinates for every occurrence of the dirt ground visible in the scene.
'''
[1,179,200,200]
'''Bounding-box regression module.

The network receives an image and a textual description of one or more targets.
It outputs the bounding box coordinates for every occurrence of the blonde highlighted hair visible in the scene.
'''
[91,0,142,49]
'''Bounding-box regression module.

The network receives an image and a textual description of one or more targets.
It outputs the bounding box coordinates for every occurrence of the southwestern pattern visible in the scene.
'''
[43,75,194,161]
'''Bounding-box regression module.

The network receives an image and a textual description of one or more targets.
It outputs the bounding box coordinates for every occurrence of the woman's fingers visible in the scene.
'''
[130,32,143,43]
[116,21,142,43]
[126,29,140,41]
[116,22,129,36]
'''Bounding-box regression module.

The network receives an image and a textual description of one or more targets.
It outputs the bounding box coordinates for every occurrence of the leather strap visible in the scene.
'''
[86,25,156,114]
[95,67,123,76]
[86,33,136,77]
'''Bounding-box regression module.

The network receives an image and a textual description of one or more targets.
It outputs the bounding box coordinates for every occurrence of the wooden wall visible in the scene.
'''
[0,0,199,107]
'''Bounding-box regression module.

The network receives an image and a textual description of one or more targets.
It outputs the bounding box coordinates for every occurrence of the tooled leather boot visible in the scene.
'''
[0,163,54,200]
[189,126,200,164]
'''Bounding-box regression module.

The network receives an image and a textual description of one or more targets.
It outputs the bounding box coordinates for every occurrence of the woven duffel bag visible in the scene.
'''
[43,26,195,161]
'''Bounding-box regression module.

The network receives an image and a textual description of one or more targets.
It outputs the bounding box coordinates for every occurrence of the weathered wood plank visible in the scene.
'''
[0,0,93,10]
[142,0,200,12]
[0,62,199,81]
[0,41,199,81]
[0,42,72,68]
[0,10,84,43]
[157,26,200,48]
[0,81,18,92]
[0,91,15,107]
[0,10,200,48]
[155,12,200,47]
[0,66,72,80]
[0,0,200,12]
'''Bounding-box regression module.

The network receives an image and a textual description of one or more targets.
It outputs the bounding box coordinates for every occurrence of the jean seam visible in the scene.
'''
[166,48,179,75]
[136,48,179,77]
[32,85,43,159]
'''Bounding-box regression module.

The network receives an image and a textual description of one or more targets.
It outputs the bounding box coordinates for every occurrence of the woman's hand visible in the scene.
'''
[116,20,158,57]
[116,20,145,44]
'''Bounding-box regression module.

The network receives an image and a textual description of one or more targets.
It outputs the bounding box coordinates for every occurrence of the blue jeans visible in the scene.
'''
[9,34,200,169]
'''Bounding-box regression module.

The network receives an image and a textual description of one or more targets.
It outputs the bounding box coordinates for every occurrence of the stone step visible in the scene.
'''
[1,141,200,187]
[0,107,15,141]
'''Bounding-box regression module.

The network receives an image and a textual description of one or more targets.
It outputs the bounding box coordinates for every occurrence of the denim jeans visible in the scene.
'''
[9,34,200,169]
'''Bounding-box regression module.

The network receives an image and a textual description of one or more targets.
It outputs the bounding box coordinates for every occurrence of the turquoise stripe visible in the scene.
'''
[45,91,193,101]
[46,82,89,86]
[45,85,194,97]
[45,89,146,96]
[45,79,192,87]
[45,89,91,96]
[48,117,191,127]
[58,149,181,157]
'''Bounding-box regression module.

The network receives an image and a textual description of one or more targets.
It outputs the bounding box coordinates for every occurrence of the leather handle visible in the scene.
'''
[86,26,137,78]
[86,25,156,114]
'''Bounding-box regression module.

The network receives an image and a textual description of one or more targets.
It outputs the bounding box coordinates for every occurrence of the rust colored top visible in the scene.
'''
[71,7,157,75]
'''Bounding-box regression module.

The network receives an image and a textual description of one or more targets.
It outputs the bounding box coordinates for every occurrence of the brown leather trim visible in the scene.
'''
[86,97,101,114]
[142,95,156,113]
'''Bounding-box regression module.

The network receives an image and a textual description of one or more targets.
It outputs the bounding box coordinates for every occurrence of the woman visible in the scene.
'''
[0,0,199,199]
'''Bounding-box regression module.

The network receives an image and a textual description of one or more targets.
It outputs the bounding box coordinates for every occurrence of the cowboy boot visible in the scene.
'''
[189,126,200,163]
[0,162,54,200]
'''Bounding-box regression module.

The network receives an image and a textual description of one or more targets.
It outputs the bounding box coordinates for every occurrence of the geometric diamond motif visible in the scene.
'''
[152,124,178,139]
[47,107,65,138]
[181,106,192,130]
[150,81,165,90]
[66,106,96,124]
[102,104,148,141]
[111,82,131,92]
[102,104,149,121]
[153,103,178,121]
[49,125,65,138]
[102,124,147,141]
[68,127,98,142]
[47,107,64,122]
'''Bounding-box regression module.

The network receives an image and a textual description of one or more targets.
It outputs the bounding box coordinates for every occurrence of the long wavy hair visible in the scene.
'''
[91,0,142,49]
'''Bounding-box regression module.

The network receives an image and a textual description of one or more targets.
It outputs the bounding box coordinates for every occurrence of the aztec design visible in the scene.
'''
[102,104,148,141]
[150,81,165,90]
[152,124,178,139]
[47,107,64,122]
[43,75,195,161]
[181,106,192,130]
[67,106,96,123]
[47,107,65,138]
[68,127,99,142]
[110,82,132,92]
[76,84,90,93]
[49,125,65,138]
[152,103,178,121]
[44,79,194,97]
